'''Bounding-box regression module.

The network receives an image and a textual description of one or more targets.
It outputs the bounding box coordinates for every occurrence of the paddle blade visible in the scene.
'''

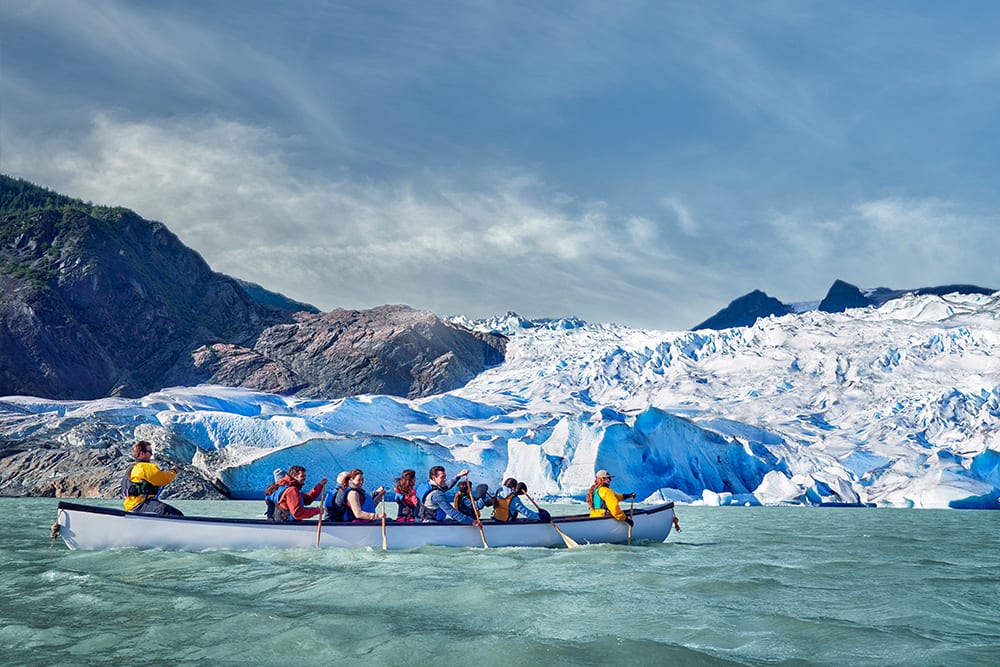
[554,523,580,548]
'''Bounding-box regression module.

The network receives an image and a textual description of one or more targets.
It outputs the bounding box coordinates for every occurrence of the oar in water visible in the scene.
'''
[522,492,579,548]
[627,494,635,546]
[315,507,323,549]
[467,480,489,549]
[380,494,387,551]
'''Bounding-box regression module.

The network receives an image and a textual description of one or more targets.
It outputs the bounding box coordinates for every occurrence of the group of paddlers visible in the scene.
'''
[263,464,648,528]
[263,464,553,527]
[120,440,675,531]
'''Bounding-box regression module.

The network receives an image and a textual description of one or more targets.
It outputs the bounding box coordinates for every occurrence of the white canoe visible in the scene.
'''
[55,500,676,551]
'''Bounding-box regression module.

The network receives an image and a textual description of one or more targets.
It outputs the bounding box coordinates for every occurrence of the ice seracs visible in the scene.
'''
[4,291,999,508]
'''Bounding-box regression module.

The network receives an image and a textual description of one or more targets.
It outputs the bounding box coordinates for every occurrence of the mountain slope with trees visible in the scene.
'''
[0,175,505,400]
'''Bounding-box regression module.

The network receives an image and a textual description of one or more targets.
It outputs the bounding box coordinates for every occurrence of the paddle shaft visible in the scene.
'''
[467,481,489,549]
[315,506,323,549]
[522,491,579,548]
[380,495,387,551]
[627,495,634,545]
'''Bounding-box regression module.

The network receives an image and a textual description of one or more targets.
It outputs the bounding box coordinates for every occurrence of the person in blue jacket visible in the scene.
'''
[453,480,490,519]
[416,465,480,525]
[492,478,549,522]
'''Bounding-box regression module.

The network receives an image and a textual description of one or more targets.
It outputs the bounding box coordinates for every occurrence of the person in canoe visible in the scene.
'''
[452,480,491,519]
[416,465,481,525]
[263,468,287,520]
[121,440,183,516]
[382,468,419,522]
[491,478,549,522]
[587,470,636,528]
[265,466,327,522]
[341,468,385,522]
[322,471,351,522]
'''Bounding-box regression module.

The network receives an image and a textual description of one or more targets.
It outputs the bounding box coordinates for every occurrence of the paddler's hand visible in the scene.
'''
[472,519,483,528]
[458,469,469,478]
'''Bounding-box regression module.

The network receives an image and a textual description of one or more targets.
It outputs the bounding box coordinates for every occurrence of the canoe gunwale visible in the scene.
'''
[56,499,675,527]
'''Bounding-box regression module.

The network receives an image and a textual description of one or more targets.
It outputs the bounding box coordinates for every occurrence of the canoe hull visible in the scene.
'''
[56,501,676,551]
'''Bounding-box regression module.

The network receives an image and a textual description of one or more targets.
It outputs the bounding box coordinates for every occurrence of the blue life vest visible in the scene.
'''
[415,481,446,521]
[342,487,368,521]
[323,488,349,522]
[267,485,290,522]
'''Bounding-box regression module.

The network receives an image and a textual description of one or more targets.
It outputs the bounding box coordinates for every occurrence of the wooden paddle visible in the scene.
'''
[380,494,387,551]
[315,506,323,549]
[467,480,489,549]
[522,491,579,548]
[627,494,635,546]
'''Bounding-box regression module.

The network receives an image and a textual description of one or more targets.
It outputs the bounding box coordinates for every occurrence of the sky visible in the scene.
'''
[2,1,999,330]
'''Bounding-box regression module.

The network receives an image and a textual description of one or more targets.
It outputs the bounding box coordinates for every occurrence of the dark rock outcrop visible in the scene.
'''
[693,289,790,330]
[695,281,997,330]
[172,305,508,399]
[236,278,320,314]
[818,279,872,313]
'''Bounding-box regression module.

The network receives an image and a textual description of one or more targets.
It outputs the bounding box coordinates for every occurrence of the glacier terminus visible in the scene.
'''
[4,291,999,509]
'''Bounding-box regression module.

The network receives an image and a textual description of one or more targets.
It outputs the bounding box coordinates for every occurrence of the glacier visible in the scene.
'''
[2,291,999,508]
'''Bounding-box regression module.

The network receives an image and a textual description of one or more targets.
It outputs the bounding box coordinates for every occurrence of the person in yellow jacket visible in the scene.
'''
[587,470,636,527]
[121,441,183,516]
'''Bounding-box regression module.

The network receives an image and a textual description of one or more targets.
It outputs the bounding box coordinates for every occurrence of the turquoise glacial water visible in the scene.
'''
[3,498,998,666]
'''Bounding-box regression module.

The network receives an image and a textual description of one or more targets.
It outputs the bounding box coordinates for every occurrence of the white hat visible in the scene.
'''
[273,468,287,483]
[595,469,613,479]
[336,471,349,485]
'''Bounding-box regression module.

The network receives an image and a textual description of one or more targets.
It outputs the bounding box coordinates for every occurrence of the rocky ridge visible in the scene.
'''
[0,175,507,403]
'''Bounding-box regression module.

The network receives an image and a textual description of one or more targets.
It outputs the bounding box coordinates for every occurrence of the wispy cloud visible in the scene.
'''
[660,196,698,236]
[760,197,995,297]
[3,2,997,328]
[3,114,696,323]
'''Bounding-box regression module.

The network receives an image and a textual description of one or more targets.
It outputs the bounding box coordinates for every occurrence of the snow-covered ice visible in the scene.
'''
[3,291,999,508]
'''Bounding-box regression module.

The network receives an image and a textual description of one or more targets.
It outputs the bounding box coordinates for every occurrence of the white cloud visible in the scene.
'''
[760,196,994,298]
[3,114,696,323]
[4,111,994,330]
[660,196,698,236]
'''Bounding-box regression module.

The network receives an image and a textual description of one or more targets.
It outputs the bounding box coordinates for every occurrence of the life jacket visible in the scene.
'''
[265,485,289,521]
[395,488,417,520]
[323,488,349,522]
[453,492,477,518]
[120,464,158,501]
[416,481,445,521]
[342,487,367,521]
[492,493,520,522]
[589,485,608,516]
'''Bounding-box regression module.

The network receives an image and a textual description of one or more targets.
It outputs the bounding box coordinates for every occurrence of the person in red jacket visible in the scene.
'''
[268,466,327,522]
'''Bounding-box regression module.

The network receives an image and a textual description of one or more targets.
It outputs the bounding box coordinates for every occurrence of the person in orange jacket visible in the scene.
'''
[267,466,327,522]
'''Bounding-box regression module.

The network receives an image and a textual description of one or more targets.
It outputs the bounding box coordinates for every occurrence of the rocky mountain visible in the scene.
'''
[179,305,506,398]
[694,279,997,330]
[691,289,791,331]
[0,175,506,401]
